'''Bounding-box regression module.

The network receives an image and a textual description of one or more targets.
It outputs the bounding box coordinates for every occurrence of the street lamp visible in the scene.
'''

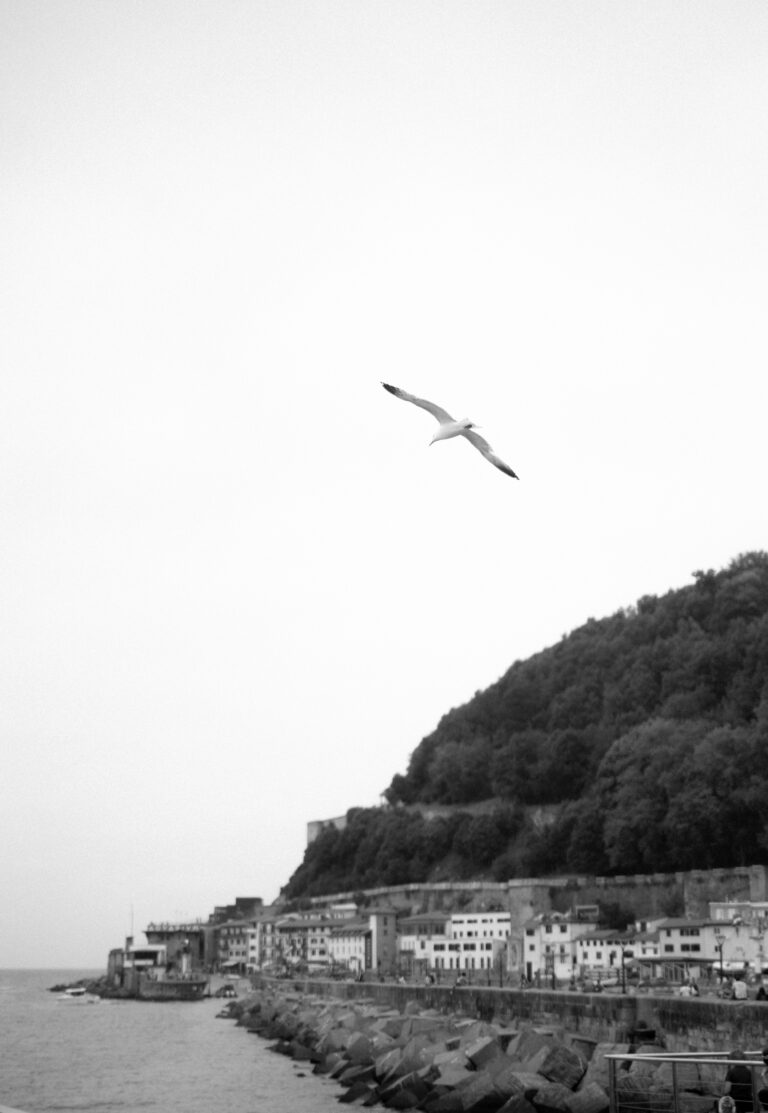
[714,930,726,981]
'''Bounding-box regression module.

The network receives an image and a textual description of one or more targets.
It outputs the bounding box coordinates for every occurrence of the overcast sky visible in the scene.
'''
[2,0,767,968]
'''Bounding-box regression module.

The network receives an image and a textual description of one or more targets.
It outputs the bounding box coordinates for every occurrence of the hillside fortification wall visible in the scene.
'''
[304,865,767,931]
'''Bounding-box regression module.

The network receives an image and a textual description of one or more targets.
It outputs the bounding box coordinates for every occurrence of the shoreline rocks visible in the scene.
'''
[221,987,732,1111]
[221,988,620,1111]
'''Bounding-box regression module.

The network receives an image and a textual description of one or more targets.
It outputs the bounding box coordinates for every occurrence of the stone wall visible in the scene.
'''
[287,978,768,1053]
[303,865,768,925]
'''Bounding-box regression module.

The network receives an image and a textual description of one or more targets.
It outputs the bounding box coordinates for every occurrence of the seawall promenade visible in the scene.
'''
[268,978,768,1053]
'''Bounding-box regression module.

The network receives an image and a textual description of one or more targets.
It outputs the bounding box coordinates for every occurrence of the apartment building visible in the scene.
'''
[523,912,600,983]
[327,910,398,975]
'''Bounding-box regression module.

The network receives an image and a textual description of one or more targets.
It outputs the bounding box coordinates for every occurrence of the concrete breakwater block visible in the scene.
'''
[376,1046,408,1080]
[496,1095,537,1113]
[339,1064,377,1087]
[580,1044,630,1091]
[539,1045,587,1089]
[501,1070,549,1095]
[339,1081,377,1104]
[566,1082,616,1113]
[484,1062,529,1101]
[506,1031,557,1062]
[289,1039,318,1061]
[437,1064,476,1088]
[378,1066,436,1105]
[516,1047,554,1077]
[465,1036,506,1071]
[314,1050,345,1075]
[531,1081,574,1112]
[385,1089,422,1110]
[346,1032,375,1064]
[453,1068,503,1111]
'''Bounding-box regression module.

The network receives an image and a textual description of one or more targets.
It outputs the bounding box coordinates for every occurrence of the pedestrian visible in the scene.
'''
[733,978,748,1001]
[725,1050,753,1113]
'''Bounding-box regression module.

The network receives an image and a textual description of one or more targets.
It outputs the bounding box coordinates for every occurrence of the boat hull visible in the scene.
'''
[137,975,208,1001]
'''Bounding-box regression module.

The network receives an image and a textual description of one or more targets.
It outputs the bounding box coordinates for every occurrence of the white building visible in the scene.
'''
[427,934,506,975]
[399,910,512,976]
[523,912,600,984]
[708,901,768,976]
[397,912,450,976]
[656,913,768,981]
[327,910,398,976]
[450,910,512,943]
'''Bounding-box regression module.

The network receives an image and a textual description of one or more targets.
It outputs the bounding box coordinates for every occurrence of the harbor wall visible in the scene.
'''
[280,978,768,1053]
[303,865,767,925]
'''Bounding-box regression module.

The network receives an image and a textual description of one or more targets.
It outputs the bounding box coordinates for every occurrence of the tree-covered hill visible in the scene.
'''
[283,553,768,899]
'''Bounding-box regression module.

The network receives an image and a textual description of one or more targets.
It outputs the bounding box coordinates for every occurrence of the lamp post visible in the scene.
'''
[714,930,726,982]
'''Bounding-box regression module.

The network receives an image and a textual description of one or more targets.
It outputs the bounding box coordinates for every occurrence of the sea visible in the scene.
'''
[0,970,344,1113]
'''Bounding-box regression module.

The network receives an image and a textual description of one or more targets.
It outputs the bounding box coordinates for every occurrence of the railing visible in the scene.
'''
[607,1052,764,1113]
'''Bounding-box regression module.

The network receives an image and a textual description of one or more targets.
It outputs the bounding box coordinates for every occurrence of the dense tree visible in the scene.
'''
[283,554,768,899]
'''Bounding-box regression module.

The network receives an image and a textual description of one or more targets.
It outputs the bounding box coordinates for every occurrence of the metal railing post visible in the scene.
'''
[672,1060,680,1113]
[608,1054,617,1113]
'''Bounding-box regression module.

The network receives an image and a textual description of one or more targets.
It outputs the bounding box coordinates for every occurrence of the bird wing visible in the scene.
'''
[461,428,519,479]
[381,382,454,424]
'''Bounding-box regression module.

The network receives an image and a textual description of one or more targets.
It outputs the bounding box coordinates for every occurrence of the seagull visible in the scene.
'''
[382,382,519,479]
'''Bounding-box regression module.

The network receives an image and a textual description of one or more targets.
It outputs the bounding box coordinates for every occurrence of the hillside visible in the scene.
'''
[283,552,768,899]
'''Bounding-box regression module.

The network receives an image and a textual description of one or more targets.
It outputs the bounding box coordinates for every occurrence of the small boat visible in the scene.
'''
[58,986,99,1003]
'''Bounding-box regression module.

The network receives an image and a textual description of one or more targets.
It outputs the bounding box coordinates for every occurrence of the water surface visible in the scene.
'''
[0,970,342,1113]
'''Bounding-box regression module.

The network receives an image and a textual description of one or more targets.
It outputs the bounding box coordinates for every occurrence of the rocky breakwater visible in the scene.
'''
[221,988,632,1112]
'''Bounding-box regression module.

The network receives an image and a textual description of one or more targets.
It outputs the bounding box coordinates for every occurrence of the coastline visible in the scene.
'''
[220,983,631,1112]
[223,981,763,1113]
